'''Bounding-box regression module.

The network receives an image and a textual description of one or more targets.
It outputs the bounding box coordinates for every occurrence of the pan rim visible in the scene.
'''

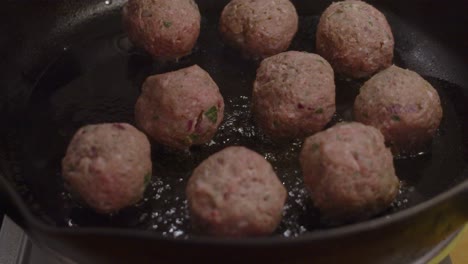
[3,174,466,245]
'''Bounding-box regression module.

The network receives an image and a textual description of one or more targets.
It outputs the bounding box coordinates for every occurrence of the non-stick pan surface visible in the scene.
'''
[0,0,467,263]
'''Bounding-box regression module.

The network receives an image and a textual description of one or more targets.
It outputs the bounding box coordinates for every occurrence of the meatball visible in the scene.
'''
[122,0,201,60]
[135,65,224,150]
[252,51,336,139]
[354,65,443,154]
[316,0,394,78]
[219,0,298,59]
[186,146,287,237]
[61,123,152,214]
[300,122,399,222]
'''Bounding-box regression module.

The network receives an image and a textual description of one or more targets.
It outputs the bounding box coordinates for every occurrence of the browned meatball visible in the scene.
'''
[122,0,201,60]
[316,0,394,78]
[253,51,336,139]
[300,122,399,222]
[354,65,443,154]
[62,123,152,214]
[219,0,298,59]
[135,65,224,150]
[186,146,287,237]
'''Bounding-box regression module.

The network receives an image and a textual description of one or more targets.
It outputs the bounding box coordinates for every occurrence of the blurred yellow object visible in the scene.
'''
[451,225,468,264]
[428,225,467,264]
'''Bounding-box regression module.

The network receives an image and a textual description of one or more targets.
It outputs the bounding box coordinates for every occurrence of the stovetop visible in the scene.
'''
[0,216,74,264]
[0,216,454,264]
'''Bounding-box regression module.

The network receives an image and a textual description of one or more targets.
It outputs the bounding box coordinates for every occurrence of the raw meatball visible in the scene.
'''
[186,146,287,237]
[300,122,399,222]
[135,65,224,150]
[62,123,152,214]
[253,51,336,139]
[219,0,298,59]
[354,65,443,154]
[122,0,201,60]
[316,0,394,78]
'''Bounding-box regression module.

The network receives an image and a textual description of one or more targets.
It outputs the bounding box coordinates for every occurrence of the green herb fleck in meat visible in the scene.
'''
[204,106,218,124]
[272,120,279,128]
[316,59,324,65]
[183,137,192,146]
[152,114,160,120]
[391,115,401,121]
[67,165,76,172]
[363,112,369,119]
[368,21,373,26]
[144,172,152,186]
[311,143,320,152]
[189,133,199,142]
[339,2,353,9]
[328,9,343,18]
[163,21,172,28]
[315,108,324,114]
[183,134,199,145]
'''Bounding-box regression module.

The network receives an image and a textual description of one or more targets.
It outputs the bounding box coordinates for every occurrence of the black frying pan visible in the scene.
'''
[0,0,467,263]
